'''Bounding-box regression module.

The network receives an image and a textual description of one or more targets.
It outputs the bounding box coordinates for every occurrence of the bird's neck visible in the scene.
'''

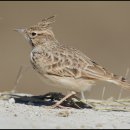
[42,34,57,43]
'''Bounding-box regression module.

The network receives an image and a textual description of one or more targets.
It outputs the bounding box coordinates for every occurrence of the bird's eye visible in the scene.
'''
[31,32,36,36]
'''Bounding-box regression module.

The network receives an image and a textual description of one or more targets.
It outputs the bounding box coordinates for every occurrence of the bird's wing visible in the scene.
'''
[38,44,113,80]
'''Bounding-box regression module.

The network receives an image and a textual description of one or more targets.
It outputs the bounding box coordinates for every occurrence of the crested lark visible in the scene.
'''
[15,16,130,105]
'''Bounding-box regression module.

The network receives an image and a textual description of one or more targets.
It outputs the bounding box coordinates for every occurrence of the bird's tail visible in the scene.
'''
[107,74,130,89]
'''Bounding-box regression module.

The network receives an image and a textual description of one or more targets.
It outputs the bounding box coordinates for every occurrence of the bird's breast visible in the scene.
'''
[30,50,47,75]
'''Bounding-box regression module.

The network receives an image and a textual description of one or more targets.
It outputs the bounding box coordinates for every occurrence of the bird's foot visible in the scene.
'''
[45,91,76,109]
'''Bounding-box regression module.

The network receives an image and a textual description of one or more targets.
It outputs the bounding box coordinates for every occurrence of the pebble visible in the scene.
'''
[8,98,15,104]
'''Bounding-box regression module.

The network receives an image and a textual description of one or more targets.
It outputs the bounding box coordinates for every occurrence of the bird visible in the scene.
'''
[15,15,130,107]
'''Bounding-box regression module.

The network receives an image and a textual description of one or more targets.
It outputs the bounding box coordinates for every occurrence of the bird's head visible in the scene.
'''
[15,15,56,47]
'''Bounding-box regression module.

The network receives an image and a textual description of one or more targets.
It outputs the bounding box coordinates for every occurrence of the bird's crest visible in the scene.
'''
[31,15,56,30]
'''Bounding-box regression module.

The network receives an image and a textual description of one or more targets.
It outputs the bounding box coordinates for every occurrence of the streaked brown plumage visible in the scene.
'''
[15,15,130,100]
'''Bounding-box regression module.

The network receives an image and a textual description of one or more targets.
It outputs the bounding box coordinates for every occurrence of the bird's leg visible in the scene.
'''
[80,91,87,103]
[51,91,76,108]
[80,91,94,108]
[81,91,86,100]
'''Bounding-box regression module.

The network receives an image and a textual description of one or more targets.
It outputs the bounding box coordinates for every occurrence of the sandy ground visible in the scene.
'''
[0,95,130,129]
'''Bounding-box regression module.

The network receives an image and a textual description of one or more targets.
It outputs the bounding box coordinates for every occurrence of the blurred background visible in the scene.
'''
[0,1,130,99]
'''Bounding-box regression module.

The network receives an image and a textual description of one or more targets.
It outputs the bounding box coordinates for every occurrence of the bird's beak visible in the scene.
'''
[14,28,31,43]
[14,28,25,34]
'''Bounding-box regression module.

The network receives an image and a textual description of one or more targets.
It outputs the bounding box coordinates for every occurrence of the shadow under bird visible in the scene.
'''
[14,16,130,107]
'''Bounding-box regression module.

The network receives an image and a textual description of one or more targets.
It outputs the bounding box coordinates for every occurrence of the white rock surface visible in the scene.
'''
[0,99,130,129]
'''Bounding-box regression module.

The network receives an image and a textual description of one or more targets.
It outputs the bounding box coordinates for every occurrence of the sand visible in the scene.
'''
[0,94,130,129]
